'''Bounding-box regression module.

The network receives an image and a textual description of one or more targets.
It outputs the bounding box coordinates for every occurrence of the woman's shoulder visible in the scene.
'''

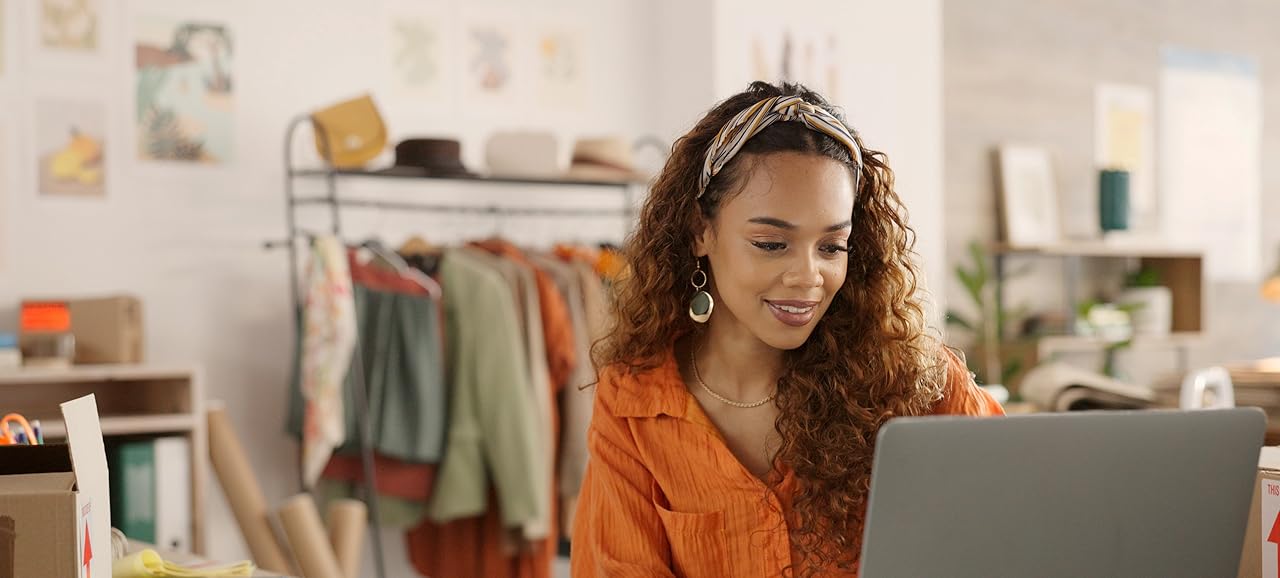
[929,345,1006,417]
[593,349,687,419]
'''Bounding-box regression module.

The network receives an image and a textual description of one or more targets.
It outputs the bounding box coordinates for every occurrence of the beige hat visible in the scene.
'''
[485,131,561,178]
[565,136,648,182]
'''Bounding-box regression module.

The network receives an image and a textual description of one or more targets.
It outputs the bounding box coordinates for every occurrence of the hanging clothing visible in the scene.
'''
[570,346,1005,577]
[464,244,560,541]
[529,253,597,538]
[299,235,357,488]
[408,246,576,578]
[288,249,449,466]
[408,489,552,578]
[473,239,578,391]
[306,254,450,530]
[320,452,436,501]
[315,473,430,530]
[341,260,448,463]
[558,256,609,536]
[426,248,543,529]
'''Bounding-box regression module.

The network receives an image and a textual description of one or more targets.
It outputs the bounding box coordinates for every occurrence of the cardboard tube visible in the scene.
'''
[326,499,367,578]
[279,494,343,578]
[207,406,294,574]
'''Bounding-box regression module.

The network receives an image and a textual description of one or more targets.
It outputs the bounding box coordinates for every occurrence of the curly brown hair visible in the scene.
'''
[594,81,946,574]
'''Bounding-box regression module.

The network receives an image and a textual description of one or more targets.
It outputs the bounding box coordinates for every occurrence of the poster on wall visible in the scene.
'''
[390,14,444,98]
[35,99,105,197]
[1094,84,1155,232]
[135,16,233,164]
[997,144,1061,247]
[462,18,519,104]
[40,0,98,52]
[535,27,584,106]
[1159,47,1261,282]
[385,3,459,103]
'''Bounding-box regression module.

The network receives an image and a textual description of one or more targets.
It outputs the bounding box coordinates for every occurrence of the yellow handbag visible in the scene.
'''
[310,94,387,169]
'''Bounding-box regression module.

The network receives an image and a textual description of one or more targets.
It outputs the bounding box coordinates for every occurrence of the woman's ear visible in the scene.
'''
[693,214,714,258]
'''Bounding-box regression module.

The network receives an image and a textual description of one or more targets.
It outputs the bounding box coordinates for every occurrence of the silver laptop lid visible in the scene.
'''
[860,408,1265,577]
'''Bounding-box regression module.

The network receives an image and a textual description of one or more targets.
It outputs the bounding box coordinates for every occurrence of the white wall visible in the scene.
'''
[0,1,944,575]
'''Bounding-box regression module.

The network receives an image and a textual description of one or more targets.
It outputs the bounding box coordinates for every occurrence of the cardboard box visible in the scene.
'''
[20,296,143,364]
[0,395,111,578]
[1238,446,1280,577]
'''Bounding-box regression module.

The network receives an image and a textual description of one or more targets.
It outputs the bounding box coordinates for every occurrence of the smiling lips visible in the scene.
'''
[765,299,820,327]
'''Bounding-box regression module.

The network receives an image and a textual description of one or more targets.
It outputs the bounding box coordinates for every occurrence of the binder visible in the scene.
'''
[110,441,156,543]
[153,437,191,551]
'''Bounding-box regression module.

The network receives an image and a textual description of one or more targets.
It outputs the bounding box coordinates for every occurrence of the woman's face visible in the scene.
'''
[696,152,855,351]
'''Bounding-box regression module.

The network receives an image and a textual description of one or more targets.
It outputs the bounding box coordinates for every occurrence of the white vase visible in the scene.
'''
[1119,286,1173,336]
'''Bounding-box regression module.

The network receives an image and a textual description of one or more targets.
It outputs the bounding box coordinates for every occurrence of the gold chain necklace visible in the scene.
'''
[690,345,775,409]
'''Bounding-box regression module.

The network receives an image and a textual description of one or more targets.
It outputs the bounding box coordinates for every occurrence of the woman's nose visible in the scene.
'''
[782,254,824,289]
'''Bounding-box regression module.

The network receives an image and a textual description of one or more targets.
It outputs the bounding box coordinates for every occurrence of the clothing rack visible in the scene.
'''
[264,114,638,577]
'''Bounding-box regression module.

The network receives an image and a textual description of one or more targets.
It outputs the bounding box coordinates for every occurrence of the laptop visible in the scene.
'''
[859,408,1265,577]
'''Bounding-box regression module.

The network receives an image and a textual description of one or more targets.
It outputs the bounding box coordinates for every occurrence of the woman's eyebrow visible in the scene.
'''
[748,216,795,230]
[747,217,853,232]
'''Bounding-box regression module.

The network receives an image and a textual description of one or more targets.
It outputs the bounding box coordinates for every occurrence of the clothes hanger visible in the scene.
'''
[398,234,445,279]
[361,238,443,299]
[398,234,441,257]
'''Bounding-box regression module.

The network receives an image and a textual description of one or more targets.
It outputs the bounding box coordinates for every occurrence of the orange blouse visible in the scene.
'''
[570,346,1004,577]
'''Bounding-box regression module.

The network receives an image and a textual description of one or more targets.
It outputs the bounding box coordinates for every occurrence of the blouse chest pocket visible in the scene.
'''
[651,482,731,578]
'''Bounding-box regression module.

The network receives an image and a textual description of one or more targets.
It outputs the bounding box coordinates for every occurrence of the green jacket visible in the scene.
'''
[427,249,543,528]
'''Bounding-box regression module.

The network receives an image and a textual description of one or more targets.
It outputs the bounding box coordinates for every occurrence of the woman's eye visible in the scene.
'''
[820,244,850,255]
[751,241,786,252]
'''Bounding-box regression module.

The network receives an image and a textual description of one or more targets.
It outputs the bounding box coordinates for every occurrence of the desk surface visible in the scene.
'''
[126,541,291,577]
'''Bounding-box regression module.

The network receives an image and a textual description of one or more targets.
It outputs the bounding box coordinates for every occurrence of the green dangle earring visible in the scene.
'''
[689,258,714,323]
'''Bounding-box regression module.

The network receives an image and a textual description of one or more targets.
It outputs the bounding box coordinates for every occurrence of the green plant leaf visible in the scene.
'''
[968,241,989,283]
[1125,267,1163,288]
[955,265,982,305]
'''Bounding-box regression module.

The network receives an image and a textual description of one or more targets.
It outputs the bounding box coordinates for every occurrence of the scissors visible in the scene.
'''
[0,413,36,445]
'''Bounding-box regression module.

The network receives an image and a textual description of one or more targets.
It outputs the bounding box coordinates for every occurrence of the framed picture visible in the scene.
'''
[996,144,1061,247]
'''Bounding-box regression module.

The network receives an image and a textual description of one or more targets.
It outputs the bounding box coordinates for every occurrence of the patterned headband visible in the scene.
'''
[698,95,864,197]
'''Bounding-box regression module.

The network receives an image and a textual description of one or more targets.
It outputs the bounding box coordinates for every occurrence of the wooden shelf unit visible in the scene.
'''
[986,242,1206,391]
[0,364,207,555]
[992,242,1205,335]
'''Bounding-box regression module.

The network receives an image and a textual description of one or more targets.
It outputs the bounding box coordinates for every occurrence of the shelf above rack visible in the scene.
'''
[288,195,633,217]
[289,167,646,189]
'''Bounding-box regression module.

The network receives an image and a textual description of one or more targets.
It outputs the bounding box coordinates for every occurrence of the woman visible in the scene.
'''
[571,82,1003,577]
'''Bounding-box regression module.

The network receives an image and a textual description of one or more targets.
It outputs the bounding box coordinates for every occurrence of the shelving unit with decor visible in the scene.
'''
[0,364,207,554]
[991,241,1205,376]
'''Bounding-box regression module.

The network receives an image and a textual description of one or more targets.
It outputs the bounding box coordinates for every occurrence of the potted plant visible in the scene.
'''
[1118,266,1172,336]
[946,241,1030,388]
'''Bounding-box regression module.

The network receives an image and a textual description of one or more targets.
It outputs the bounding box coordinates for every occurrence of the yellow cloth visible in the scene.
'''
[113,549,255,577]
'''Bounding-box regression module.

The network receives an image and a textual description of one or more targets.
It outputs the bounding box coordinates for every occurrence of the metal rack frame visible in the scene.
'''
[264,115,638,577]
